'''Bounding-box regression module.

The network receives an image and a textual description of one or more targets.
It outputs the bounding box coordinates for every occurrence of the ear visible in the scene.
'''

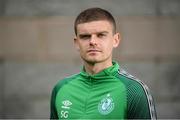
[113,32,121,48]
[74,37,80,51]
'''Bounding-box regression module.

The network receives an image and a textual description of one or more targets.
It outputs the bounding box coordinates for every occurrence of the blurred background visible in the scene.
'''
[0,0,180,119]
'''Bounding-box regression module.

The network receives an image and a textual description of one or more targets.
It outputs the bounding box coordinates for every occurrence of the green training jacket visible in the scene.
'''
[50,62,157,119]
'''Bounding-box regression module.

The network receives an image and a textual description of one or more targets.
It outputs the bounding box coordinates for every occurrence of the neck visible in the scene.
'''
[84,60,113,75]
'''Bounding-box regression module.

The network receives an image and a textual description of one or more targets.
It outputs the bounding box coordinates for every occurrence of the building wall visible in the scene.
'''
[0,0,180,118]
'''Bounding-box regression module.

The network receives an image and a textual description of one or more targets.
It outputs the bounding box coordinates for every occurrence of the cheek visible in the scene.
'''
[104,40,114,51]
[101,44,113,57]
[78,43,87,53]
[107,46,113,53]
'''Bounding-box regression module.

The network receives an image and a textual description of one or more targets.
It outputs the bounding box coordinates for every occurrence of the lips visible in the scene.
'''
[87,49,101,53]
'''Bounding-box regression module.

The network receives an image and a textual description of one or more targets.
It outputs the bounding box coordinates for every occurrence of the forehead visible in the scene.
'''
[77,20,113,34]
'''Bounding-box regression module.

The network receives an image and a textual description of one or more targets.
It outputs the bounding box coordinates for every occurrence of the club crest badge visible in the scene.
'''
[98,93,114,115]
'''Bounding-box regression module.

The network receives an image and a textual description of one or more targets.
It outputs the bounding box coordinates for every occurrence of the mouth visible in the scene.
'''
[87,49,101,53]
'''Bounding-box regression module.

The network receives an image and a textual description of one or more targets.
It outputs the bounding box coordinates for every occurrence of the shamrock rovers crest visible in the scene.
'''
[98,93,114,115]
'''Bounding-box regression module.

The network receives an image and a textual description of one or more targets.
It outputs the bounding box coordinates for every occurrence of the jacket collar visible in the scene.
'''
[80,61,119,79]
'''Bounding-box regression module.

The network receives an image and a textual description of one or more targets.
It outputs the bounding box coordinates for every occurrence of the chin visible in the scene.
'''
[86,59,99,63]
[84,58,105,64]
[81,55,107,64]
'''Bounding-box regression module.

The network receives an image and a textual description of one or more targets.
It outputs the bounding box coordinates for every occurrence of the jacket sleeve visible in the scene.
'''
[50,86,58,119]
[127,81,157,119]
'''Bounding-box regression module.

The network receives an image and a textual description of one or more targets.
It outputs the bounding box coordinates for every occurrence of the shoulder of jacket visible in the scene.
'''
[117,68,139,81]
[118,69,156,119]
[53,73,80,92]
[117,68,149,89]
[118,68,151,97]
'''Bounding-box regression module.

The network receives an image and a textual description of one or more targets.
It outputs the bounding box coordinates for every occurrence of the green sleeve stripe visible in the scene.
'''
[132,77,156,119]
[134,78,156,119]
[118,68,157,119]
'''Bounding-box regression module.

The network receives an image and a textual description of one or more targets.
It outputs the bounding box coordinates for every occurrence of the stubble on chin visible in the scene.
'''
[81,56,98,65]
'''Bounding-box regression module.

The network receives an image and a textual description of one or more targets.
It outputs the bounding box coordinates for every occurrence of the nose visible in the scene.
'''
[89,35,97,45]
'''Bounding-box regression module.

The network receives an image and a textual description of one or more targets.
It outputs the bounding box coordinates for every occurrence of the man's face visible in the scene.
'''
[74,20,120,64]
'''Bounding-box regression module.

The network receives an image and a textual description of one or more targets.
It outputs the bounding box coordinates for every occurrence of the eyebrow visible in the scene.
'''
[78,34,91,38]
[98,31,109,34]
[78,31,109,36]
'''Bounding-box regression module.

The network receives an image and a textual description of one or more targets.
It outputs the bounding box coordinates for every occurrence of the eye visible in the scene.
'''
[79,34,91,40]
[97,33,106,38]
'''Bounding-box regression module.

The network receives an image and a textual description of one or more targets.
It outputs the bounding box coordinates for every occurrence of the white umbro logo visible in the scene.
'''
[62,100,72,109]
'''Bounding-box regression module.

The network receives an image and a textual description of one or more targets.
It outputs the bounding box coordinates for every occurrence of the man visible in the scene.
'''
[50,7,157,119]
